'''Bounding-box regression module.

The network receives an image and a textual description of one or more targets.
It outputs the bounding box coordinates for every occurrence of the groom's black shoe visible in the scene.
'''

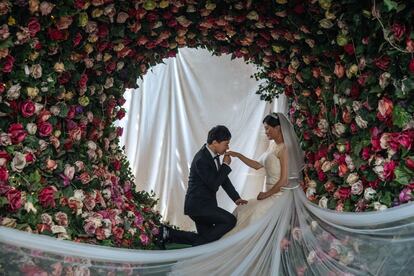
[155,225,169,250]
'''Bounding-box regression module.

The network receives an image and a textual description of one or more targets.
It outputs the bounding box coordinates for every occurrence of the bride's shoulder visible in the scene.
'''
[274,143,286,157]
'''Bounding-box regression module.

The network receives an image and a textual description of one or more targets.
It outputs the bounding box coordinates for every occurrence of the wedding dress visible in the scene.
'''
[224,142,285,237]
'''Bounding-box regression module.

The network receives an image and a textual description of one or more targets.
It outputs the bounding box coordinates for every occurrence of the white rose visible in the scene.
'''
[351,181,363,195]
[307,250,317,264]
[11,152,26,172]
[308,180,317,188]
[379,72,391,89]
[38,140,48,151]
[87,141,97,150]
[102,189,111,199]
[0,133,11,146]
[346,173,359,185]
[30,64,42,79]
[318,119,329,133]
[51,225,67,234]
[26,123,37,135]
[7,84,21,100]
[24,202,37,214]
[64,164,75,180]
[340,251,355,265]
[50,105,60,116]
[352,101,362,112]
[332,122,346,137]
[364,187,376,201]
[373,165,385,180]
[318,196,328,208]
[321,161,334,172]
[74,189,85,201]
[355,115,368,129]
[310,220,319,231]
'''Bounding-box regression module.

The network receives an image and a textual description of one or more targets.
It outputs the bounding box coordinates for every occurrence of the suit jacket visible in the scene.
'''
[184,144,241,216]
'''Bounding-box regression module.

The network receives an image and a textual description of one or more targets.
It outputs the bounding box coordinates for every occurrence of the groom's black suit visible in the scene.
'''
[181,144,241,245]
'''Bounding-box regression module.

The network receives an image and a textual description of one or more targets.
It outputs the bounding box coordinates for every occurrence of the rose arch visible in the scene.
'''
[0,0,413,260]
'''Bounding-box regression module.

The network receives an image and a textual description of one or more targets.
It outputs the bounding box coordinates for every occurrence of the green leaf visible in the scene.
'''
[393,105,411,129]
[0,38,13,49]
[379,191,392,205]
[384,0,398,11]
[395,165,413,185]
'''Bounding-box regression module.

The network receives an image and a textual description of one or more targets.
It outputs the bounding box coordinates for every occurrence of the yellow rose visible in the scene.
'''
[143,0,156,10]
[205,2,216,10]
[276,0,287,4]
[159,0,169,8]
[29,52,39,61]
[84,44,94,54]
[319,0,332,10]
[53,62,65,73]
[27,87,39,98]
[272,45,284,53]
[91,8,103,18]
[78,12,88,27]
[103,53,112,62]
[78,96,90,106]
[336,33,348,46]
[64,91,74,101]
[54,130,61,137]
[8,16,16,26]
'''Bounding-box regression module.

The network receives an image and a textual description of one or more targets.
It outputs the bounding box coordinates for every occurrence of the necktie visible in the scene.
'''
[214,155,220,170]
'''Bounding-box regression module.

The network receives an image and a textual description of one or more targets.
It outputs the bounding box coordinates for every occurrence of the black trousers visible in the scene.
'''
[170,206,236,246]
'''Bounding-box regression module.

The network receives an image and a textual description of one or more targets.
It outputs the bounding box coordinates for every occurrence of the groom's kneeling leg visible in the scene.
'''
[168,228,198,245]
[193,208,236,244]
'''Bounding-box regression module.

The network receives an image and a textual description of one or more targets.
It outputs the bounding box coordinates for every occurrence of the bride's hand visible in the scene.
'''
[257,191,271,200]
[225,151,240,158]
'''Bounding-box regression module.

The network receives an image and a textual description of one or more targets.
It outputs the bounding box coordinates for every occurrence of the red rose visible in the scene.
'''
[105,61,116,73]
[406,158,414,171]
[343,43,355,55]
[28,17,41,37]
[293,4,305,14]
[47,27,67,41]
[38,121,53,137]
[112,159,121,171]
[116,109,126,120]
[383,160,396,181]
[408,59,414,74]
[350,122,358,134]
[112,226,124,240]
[391,22,406,41]
[21,100,36,118]
[2,55,14,73]
[0,151,10,161]
[58,71,71,85]
[8,123,27,144]
[317,170,326,181]
[78,73,88,89]
[38,186,56,208]
[116,127,123,137]
[0,82,5,94]
[73,32,82,47]
[74,0,88,9]
[25,152,35,163]
[0,167,8,182]
[7,189,22,211]
[97,24,109,38]
[398,131,413,149]
[374,56,391,70]
[336,187,351,200]
[361,147,371,160]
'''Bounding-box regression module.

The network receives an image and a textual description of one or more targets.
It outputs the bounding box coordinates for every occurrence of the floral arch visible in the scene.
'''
[0,0,413,249]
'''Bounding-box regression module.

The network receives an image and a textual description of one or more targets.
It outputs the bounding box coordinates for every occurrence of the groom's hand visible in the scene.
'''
[235,198,248,205]
[223,154,231,165]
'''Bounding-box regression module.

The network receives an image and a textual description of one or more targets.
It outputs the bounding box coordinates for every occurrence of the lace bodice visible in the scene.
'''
[258,142,285,186]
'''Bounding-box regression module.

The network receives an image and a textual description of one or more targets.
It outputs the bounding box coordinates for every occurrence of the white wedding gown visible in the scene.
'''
[224,142,285,237]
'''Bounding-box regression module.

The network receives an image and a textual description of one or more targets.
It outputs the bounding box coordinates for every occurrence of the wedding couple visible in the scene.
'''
[156,112,304,248]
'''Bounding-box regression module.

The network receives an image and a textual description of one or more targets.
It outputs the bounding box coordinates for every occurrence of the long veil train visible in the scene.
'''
[1,187,414,275]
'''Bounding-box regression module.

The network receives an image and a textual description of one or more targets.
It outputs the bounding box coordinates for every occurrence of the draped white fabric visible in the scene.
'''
[2,189,414,275]
[117,47,287,230]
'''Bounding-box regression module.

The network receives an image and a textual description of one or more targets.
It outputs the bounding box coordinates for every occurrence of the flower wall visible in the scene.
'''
[0,0,413,249]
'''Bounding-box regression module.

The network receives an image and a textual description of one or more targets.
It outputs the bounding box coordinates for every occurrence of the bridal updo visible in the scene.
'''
[262,113,280,127]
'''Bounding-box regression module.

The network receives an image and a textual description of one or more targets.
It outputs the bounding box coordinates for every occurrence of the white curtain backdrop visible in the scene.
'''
[118,47,287,230]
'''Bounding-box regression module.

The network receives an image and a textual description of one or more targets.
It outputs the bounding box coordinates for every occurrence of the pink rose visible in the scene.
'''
[79,172,91,184]
[377,97,393,121]
[383,160,396,181]
[28,18,41,37]
[399,188,412,203]
[54,212,68,227]
[38,122,53,137]
[21,100,36,118]
[139,233,150,246]
[406,158,414,171]
[7,189,22,211]
[40,2,55,16]
[38,186,57,208]
[113,226,124,240]
[8,123,27,144]
[83,221,97,236]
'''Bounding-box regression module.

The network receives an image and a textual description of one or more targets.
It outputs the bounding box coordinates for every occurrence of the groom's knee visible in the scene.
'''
[226,214,237,229]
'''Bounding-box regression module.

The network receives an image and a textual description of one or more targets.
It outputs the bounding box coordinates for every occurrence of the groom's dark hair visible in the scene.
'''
[207,125,231,144]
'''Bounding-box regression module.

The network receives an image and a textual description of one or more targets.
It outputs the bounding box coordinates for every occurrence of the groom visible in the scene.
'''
[184,125,247,245]
[158,125,247,247]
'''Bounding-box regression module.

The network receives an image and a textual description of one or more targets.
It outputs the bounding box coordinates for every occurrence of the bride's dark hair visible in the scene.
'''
[262,113,280,127]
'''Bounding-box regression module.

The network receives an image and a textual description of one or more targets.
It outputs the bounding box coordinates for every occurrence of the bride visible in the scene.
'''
[224,112,304,236]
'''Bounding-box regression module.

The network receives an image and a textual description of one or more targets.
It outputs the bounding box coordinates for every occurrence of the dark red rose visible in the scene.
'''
[97,24,109,38]
[361,147,371,160]
[21,100,36,118]
[73,32,82,47]
[146,12,158,22]
[350,122,358,134]
[74,0,87,9]
[47,27,67,41]
[0,83,5,94]
[317,170,326,182]
[167,19,178,28]
[112,159,121,171]
[406,158,414,171]
[8,123,27,144]
[105,61,116,74]
[350,83,360,98]
[398,131,413,149]
[25,152,35,163]
[58,71,71,85]
[343,43,355,55]
[0,167,8,182]
[391,22,406,41]
[116,127,123,137]
[78,73,88,89]
[7,189,22,211]
[408,59,414,74]
[116,109,126,120]
[293,4,305,14]
[38,186,56,208]
[374,56,391,70]
[2,55,15,73]
[38,121,53,137]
